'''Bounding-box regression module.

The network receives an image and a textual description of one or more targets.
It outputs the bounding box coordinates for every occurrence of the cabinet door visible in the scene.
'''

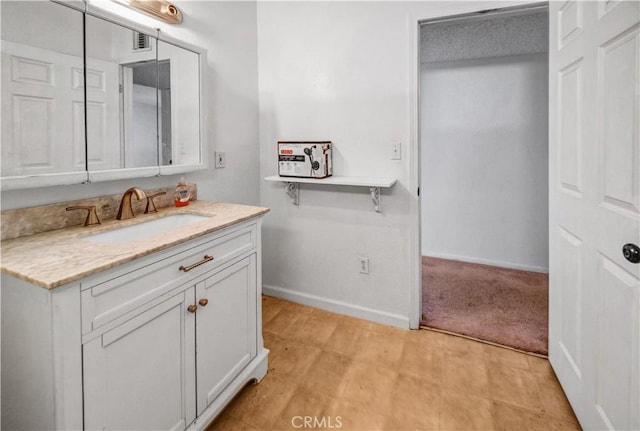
[83,288,196,431]
[196,256,257,414]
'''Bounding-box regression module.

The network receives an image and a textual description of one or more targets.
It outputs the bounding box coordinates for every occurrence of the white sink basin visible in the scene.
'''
[85,214,211,244]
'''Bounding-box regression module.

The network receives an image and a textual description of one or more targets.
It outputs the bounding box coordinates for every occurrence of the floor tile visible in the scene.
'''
[261,297,282,325]
[327,397,388,431]
[384,373,440,430]
[442,353,490,397]
[271,386,337,430]
[492,401,582,431]
[484,344,531,371]
[324,320,368,357]
[262,330,286,360]
[409,328,449,350]
[536,379,579,423]
[354,328,405,369]
[488,365,542,411]
[287,313,340,348]
[439,390,494,431]
[205,413,262,431]
[284,302,316,315]
[263,309,303,338]
[268,340,323,384]
[442,332,487,359]
[223,374,295,429]
[341,314,383,333]
[528,355,559,385]
[298,349,353,398]
[339,361,397,412]
[399,335,444,386]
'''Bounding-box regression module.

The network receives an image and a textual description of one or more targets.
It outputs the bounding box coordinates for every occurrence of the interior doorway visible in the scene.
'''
[419,4,550,354]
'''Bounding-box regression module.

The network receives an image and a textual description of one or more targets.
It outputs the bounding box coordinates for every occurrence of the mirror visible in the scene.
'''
[0,1,86,185]
[85,14,159,178]
[157,39,201,169]
[0,1,205,189]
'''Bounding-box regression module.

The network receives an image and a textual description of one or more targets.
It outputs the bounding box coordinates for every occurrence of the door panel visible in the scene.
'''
[558,1,583,48]
[83,288,196,431]
[558,59,583,195]
[84,60,121,171]
[557,226,583,378]
[549,1,639,429]
[599,27,639,213]
[196,256,257,415]
[596,256,639,430]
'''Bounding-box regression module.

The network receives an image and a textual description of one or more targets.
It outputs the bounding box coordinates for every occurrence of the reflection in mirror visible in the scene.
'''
[124,60,158,167]
[1,1,85,177]
[157,40,201,167]
[85,14,158,171]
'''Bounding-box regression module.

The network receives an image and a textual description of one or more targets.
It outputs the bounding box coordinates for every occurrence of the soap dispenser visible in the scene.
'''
[174,177,190,207]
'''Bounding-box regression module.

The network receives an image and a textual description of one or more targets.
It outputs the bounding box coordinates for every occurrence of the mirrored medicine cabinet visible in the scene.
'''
[0,0,206,190]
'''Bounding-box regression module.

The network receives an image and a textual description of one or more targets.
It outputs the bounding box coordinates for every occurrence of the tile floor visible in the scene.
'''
[207,296,580,431]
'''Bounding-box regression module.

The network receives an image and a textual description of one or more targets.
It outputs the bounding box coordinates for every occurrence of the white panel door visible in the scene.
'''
[549,1,640,430]
[83,288,196,431]
[195,256,257,415]
[0,41,85,176]
[85,57,121,171]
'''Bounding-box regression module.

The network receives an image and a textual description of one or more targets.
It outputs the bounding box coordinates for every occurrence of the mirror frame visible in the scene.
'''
[0,0,207,190]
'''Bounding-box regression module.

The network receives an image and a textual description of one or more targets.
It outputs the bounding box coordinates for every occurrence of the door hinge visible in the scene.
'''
[417,187,420,197]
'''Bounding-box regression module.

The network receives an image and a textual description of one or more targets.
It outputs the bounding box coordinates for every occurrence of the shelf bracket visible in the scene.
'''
[285,182,299,205]
[370,187,381,213]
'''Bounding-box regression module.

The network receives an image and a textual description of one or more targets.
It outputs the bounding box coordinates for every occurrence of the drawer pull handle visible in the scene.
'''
[187,305,198,313]
[179,255,214,272]
[199,298,209,307]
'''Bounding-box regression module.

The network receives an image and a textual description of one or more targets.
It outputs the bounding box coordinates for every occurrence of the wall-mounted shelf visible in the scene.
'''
[264,175,398,212]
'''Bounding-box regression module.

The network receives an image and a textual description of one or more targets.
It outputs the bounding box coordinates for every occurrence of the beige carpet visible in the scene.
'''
[421,257,548,355]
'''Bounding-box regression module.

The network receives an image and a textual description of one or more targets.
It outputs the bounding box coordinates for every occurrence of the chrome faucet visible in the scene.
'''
[116,187,147,220]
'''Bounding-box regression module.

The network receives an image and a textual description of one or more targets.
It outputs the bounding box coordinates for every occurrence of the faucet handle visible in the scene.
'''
[66,206,101,227]
[145,191,167,214]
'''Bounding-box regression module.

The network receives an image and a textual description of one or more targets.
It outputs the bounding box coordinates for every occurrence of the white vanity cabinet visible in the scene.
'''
[83,286,197,431]
[1,218,268,431]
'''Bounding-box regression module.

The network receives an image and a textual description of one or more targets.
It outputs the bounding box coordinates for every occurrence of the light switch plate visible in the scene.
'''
[359,256,370,274]
[215,152,226,168]
[391,143,401,160]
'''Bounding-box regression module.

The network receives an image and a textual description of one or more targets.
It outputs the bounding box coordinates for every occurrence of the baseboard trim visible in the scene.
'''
[421,251,549,273]
[262,284,410,329]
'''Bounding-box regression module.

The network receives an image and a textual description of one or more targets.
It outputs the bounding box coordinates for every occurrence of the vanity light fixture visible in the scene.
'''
[126,0,183,24]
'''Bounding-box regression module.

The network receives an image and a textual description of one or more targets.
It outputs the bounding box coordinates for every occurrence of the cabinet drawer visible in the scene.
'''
[81,224,256,334]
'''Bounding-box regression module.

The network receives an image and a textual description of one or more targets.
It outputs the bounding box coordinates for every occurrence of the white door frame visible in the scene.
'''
[407,1,546,329]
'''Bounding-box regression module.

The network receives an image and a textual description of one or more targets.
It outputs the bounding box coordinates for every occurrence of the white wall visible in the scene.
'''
[1,1,260,210]
[0,1,83,56]
[420,12,549,272]
[257,1,533,328]
[132,84,158,167]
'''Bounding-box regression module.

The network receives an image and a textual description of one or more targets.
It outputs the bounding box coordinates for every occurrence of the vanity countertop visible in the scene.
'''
[0,201,269,290]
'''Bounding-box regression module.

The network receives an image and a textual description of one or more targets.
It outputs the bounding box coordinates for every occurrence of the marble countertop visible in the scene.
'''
[0,201,269,290]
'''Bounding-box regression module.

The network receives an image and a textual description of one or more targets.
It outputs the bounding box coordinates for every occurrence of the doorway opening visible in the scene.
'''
[419,4,550,355]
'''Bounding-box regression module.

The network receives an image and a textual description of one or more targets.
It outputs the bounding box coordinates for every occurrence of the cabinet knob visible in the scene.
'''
[187,305,198,313]
[198,298,209,307]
